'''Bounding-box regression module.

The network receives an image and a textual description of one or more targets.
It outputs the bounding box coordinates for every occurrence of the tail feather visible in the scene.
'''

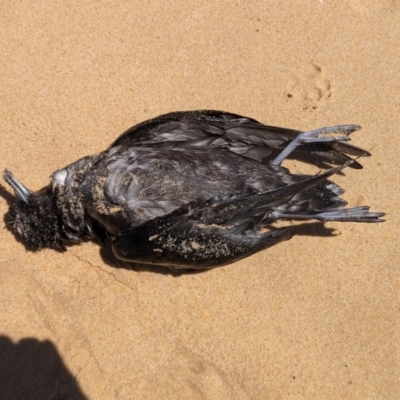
[196,161,385,225]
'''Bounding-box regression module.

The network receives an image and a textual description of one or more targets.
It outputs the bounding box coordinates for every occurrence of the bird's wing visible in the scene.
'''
[111,110,368,169]
[112,160,385,269]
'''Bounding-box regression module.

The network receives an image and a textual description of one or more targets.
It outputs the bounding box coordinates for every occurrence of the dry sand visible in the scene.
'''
[1,1,399,399]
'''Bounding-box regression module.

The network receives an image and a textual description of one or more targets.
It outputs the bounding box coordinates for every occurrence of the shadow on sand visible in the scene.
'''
[0,335,87,400]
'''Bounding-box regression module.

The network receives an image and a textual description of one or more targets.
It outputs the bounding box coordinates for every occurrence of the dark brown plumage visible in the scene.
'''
[3,110,384,270]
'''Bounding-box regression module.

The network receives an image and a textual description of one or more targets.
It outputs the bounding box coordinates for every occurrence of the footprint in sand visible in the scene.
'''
[285,63,332,111]
[143,348,248,399]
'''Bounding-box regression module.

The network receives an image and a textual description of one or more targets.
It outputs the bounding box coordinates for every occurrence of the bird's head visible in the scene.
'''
[3,170,66,251]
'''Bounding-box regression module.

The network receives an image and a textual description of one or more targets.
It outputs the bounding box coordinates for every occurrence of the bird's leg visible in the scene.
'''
[271,207,385,222]
[270,125,361,166]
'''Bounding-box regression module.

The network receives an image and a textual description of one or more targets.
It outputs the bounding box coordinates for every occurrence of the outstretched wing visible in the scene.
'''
[111,110,368,168]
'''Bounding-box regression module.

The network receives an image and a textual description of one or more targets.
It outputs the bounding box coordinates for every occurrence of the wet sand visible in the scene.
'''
[1,1,399,398]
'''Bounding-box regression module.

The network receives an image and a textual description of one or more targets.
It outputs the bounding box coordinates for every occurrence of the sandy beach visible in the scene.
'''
[1,1,399,398]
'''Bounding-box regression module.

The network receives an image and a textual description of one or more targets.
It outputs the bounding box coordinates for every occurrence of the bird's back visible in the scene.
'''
[80,145,291,236]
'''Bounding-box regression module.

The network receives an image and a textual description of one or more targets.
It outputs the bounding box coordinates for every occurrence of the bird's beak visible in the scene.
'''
[3,170,32,204]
